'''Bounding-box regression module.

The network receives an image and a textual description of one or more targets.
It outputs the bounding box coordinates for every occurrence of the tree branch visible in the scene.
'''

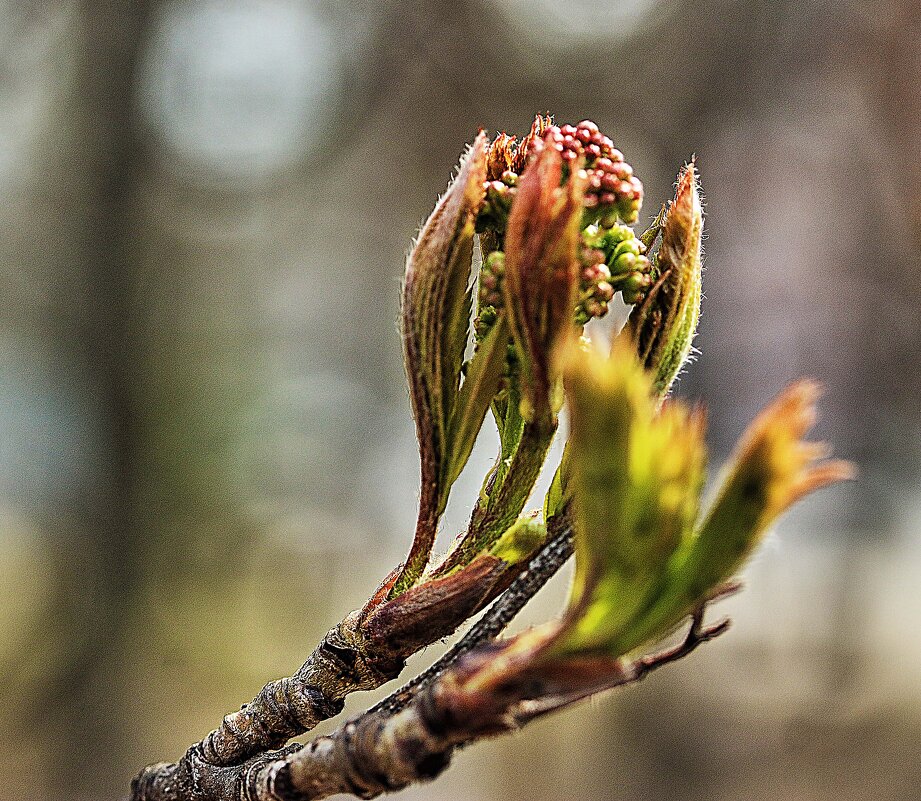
[132,591,729,801]
[130,517,575,801]
[129,612,402,801]
[238,605,729,801]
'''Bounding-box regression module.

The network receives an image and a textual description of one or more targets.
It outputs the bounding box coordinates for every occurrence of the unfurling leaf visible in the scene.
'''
[553,340,706,656]
[621,162,703,397]
[616,380,855,654]
[541,344,851,660]
[444,314,510,493]
[396,132,488,596]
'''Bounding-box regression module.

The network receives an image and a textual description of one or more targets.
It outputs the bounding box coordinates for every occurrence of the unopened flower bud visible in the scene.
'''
[620,271,652,306]
[613,251,637,273]
[575,248,612,324]
[477,175,518,233]
[477,250,506,314]
[479,118,644,236]
[551,121,643,225]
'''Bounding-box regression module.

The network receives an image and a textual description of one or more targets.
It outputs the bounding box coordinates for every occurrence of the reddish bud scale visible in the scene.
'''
[503,136,586,421]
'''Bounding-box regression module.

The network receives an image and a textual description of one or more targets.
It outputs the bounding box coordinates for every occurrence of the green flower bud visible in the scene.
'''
[477,250,506,312]
[612,239,642,260]
[575,242,616,324]
[613,251,638,274]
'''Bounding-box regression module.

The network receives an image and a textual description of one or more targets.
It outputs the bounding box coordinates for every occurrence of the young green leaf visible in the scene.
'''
[617,380,855,654]
[553,341,706,656]
[442,314,510,498]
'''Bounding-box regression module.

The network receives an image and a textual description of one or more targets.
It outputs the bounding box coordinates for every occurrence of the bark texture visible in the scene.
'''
[132,518,575,800]
[133,602,726,801]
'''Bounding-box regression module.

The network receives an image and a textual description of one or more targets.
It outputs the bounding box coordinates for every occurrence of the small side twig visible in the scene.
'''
[635,604,731,680]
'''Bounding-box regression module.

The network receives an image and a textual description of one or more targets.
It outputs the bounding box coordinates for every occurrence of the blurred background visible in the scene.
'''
[1,1,919,799]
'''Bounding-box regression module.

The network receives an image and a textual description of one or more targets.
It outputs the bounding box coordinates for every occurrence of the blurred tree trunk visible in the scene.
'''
[34,2,153,797]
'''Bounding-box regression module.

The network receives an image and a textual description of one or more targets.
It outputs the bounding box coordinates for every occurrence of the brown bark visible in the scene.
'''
[131,518,575,798]
[133,602,726,801]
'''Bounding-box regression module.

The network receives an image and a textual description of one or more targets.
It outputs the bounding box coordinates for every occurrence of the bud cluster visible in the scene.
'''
[475,250,505,343]
[575,224,654,323]
[548,121,644,226]
[476,220,655,333]
[476,172,518,234]
[575,245,614,324]
[473,251,518,389]
[477,117,644,234]
[478,250,505,309]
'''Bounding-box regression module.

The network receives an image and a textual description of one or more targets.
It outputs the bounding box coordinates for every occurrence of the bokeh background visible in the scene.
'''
[1,1,920,799]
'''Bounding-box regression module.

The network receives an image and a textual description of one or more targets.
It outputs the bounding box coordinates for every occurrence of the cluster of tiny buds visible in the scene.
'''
[475,226,652,337]
[576,224,654,322]
[471,252,518,390]
[477,118,644,233]
[547,121,644,226]
[576,247,615,324]
[476,173,518,235]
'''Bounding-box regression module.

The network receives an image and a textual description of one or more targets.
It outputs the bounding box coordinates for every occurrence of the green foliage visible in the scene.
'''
[620,382,854,653]
[444,315,510,495]
[553,340,706,655]
[550,350,851,660]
